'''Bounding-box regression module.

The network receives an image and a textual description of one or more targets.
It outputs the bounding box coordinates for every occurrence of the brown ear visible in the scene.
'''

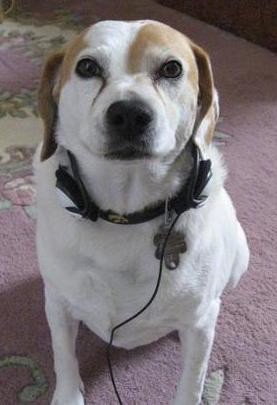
[38,50,65,161]
[190,42,218,145]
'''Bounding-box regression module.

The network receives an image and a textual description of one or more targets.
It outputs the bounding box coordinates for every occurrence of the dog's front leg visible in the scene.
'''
[174,299,220,405]
[45,286,85,405]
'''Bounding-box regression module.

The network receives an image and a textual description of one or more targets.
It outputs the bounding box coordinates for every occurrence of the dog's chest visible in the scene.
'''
[55,220,197,348]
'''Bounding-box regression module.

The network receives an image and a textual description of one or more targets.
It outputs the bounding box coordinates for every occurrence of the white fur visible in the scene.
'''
[34,20,249,405]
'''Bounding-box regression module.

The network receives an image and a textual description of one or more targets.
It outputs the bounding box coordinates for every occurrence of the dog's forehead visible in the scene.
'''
[61,20,197,87]
[72,20,194,66]
[84,20,144,48]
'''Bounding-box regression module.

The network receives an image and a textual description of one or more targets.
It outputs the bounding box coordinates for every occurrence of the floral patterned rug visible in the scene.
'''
[0,1,276,404]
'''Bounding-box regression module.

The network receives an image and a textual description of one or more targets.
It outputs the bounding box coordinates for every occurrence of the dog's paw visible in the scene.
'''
[51,388,85,405]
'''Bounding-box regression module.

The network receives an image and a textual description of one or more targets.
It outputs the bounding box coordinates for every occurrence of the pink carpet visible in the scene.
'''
[0,1,276,404]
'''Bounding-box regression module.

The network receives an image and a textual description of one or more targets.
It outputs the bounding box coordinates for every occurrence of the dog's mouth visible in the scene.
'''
[104,140,152,160]
[104,146,151,160]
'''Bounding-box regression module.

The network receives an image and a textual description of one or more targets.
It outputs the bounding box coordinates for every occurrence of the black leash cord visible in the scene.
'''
[106,213,182,404]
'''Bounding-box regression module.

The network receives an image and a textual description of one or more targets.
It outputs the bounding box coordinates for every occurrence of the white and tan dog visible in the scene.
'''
[34,20,249,405]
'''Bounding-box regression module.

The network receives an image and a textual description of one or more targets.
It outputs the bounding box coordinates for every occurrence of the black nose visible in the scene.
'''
[106,100,153,139]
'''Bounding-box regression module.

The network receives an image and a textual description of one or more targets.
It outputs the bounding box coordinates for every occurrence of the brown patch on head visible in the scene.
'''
[128,22,218,144]
[128,22,198,87]
[38,29,89,161]
[57,28,89,93]
[190,43,213,122]
[38,50,65,161]
[189,41,217,144]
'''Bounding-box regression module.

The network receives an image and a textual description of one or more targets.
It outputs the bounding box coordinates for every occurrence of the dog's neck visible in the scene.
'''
[71,148,194,215]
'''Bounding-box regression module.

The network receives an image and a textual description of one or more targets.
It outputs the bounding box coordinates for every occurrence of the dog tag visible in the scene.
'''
[153,223,187,270]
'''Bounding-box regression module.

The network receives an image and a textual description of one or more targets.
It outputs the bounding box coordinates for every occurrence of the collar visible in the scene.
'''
[55,142,212,225]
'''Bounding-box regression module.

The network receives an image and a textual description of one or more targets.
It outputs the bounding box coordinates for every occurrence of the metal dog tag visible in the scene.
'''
[153,200,187,270]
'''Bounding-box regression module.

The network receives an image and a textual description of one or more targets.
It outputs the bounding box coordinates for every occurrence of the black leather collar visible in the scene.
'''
[55,142,212,225]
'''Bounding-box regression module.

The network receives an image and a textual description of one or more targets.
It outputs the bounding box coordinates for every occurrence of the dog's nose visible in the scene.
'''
[106,100,153,139]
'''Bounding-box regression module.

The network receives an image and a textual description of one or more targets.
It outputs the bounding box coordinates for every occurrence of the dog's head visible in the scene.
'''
[39,20,218,163]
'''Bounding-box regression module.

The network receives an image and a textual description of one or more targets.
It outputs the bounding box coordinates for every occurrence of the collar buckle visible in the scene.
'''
[107,213,129,224]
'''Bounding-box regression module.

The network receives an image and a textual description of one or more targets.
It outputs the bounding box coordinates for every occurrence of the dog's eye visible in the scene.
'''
[159,60,183,79]
[75,58,102,78]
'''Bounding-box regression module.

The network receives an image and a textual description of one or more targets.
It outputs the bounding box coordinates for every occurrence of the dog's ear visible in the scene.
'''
[190,42,219,147]
[38,50,65,161]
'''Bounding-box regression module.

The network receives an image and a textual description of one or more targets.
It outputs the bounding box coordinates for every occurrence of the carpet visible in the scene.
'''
[0,1,276,404]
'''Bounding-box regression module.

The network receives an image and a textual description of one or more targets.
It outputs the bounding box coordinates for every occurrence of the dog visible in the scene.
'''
[34,20,250,405]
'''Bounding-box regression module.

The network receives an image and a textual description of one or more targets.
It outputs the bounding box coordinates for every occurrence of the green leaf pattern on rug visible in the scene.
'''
[0,355,48,403]
[0,354,224,404]
[9,9,84,32]
[0,90,36,119]
[202,369,224,405]
[0,199,12,210]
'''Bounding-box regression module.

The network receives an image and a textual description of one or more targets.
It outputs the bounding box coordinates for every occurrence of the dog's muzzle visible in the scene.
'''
[105,99,154,159]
